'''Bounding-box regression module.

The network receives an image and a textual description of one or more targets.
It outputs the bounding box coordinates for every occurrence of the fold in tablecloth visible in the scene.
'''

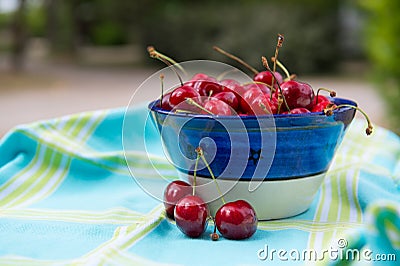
[0,105,399,266]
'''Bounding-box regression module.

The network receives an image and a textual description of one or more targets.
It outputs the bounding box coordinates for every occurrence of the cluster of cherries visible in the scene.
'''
[149,37,373,135]
[163,148,258,240]
[151,40,337,117]
[158,70,336,116]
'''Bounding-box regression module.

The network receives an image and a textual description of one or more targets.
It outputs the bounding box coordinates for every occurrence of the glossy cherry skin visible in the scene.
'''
[163,180,192,219]
[243,82,271,96]
[160,92,173,111]
[312,95,330,105]
[203,99,232,116]
[194,80,224,97]
[191,73,209,81]
[289,107,311,114]
[249,95,272,115]
[253,71,283,86]
[240,87,265,114]
[219,79,241,90]
[212,91,239,111]
[268,94,280,114]
[215,200,258,240]
[174,195,209,238]
[311,101,332,113]
[280,80,315,110]
[220,79,246,100]
[169,85,200,106]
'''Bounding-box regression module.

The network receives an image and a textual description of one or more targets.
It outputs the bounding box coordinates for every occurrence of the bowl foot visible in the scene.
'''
[180,173,326,220]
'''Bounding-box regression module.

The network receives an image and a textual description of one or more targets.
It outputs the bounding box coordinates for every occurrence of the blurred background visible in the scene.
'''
[0,0,399,136]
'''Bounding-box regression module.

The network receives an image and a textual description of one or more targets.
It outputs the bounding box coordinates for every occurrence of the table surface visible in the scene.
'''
[0,106,399,266]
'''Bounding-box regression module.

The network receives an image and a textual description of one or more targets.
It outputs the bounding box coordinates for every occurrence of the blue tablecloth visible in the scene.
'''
[0,106,399,265]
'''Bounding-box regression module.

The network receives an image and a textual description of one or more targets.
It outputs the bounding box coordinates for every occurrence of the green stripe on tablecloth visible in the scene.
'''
[384,219,400,249]
[0,111,107,209]
[18,114,177,178]
[0,145,53,207]
[6,150,69,208]
[74,205,165,265]
[0,205,168,266]
[306,121,400,266]
[0,207,148,225]
[306,128,365,265]
[0,143,44,200]
[258,220,362,232]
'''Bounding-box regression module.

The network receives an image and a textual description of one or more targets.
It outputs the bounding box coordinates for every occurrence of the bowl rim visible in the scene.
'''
[148,97,357,120]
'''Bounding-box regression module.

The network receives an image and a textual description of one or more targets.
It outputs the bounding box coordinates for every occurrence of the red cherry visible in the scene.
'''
[253,71,283,86]
[240,87,265,114]
[289,107,311,114]
[243,82,271,96]
[220,79,245,95]
[215,200,258,240]
[249,95,272,115]
[312,95,330,106]
[174,195,209,238]
[191,73,209,81]
[212,91,239,110]
[221,82,246,111]
[311,101,332,113]
[194,80,224,97]
[163,180,192,219]
[267,95,279,114]
[160,92,173,111]
[203,99,232,116]
[169,85,200,106]
[280,80,315,110]
[219,79,241,91]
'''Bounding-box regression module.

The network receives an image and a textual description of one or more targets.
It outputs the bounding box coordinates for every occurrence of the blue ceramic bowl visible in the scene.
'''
[148,97,356,181]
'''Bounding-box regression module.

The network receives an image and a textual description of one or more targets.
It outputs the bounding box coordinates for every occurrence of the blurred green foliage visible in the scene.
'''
[0,12,11,51]
[359,0,400,133]
[138,0,341,75]
[90,21,128,45]
[0,12,11,25]
[26,3,46,37]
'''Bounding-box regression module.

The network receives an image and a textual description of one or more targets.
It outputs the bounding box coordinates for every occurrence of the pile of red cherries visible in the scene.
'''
[164,179,257,240]
[158,70,334,116]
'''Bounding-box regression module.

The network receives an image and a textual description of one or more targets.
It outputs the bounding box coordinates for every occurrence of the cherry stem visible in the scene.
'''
[195,147,226,205]
[210,218,219,241]
[213,46,259,75]
[271,57,291,80]
[241,81,275,91]
[262,58,276,100]
[160,74,165,107]
[262,56,291,112]
[192,152,200,196]
[147,46,185,73]
[277,94,283,114]
[147,46,184,86]
[315,87,336,104]
[174,109,197,114]
[259,102,271,114]
[185,98,214,115]
[271,34,284,87]
[326,104,373,136]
